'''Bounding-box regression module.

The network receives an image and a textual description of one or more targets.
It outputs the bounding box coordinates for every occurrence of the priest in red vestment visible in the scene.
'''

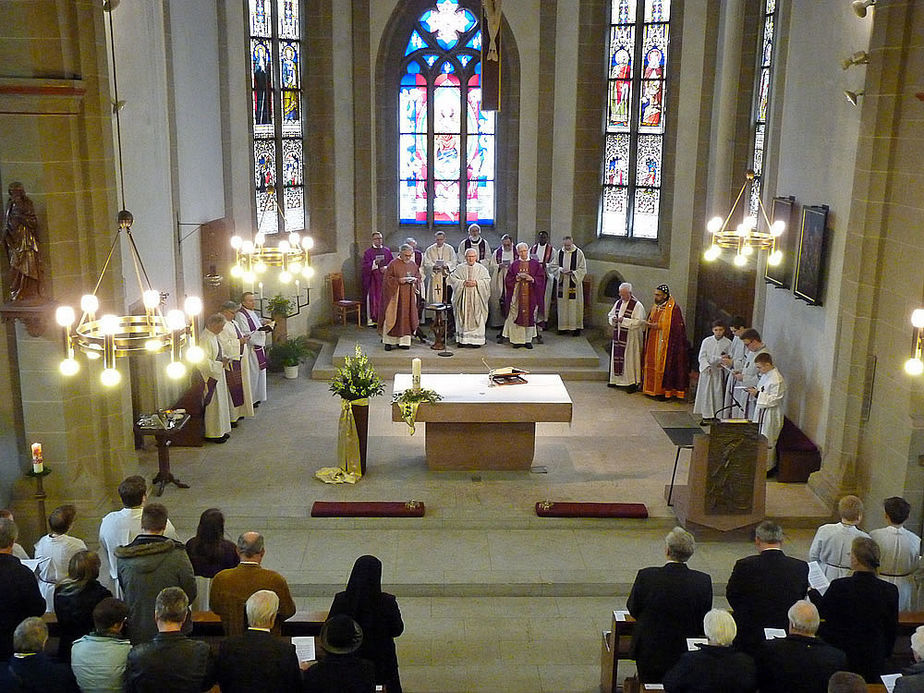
[379,244,421,351]
[642,283,690,399]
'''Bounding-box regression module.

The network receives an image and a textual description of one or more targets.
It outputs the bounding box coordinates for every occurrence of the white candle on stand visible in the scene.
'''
[412,357,421,390]
[31,442,43,474]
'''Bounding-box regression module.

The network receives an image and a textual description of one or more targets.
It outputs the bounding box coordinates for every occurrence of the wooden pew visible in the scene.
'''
[601,610,924,693]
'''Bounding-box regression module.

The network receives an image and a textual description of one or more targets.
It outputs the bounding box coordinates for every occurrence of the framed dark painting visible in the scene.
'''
[765,195,796,288]
[793,204,829,306]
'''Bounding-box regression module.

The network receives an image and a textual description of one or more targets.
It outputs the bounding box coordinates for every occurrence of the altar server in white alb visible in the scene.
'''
[607,283,646,390]
[735,328,769,420]
[554,236,586,335]
[448,248,491,348]
[235,291,270,406]
[720,317,749,418]
[422,230,457,306]
[869,496,921,611]
[809,495,870,581]
[218,301,254,426]
[489,234,515,337]
[747,352,785,471]
[198,314,232,443]
[693,320,731,421]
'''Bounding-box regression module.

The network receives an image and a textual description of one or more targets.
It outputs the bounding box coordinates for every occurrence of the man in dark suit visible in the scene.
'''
[0,617,79,692]
[627,526,713,683]
[216,589,302,692]
[755,599,847,693]
[726,520,810,653]
[0,518,45,660]
[812,536,899,683]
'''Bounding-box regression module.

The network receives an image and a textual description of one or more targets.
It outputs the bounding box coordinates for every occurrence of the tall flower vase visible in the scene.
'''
[351,401,369,475]
[336,398,369,478]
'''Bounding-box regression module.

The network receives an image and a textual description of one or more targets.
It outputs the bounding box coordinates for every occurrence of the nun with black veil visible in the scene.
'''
[329,555,405,693]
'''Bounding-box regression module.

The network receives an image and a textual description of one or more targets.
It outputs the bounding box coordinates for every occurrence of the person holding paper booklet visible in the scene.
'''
[361,232,393,327]
[733,328,770,420]
[422,230,457,307]
[693,320,731,423]
[236,292,272,406]
[754,600,847,693]
[448,248,491,348]
[747,352,786,473]
[303,614,377,693]
[726,521,809,655]
[811,536,899,683]
[809,495,870,581]
[216,590,302,693]
[893,627,924,692]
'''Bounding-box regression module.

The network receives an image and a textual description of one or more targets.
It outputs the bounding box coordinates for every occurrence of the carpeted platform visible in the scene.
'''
[310,501,426,517]
[534,501,649,518]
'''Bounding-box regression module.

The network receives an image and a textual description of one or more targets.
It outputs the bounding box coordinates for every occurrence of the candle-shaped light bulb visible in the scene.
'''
[412,357,422,391]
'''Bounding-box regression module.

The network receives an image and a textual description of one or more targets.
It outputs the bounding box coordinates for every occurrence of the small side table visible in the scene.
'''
[134,414,191,496]
[426,303,453,357]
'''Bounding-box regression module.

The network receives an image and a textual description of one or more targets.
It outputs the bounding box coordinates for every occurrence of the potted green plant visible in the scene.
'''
[266,294,294,343]
[269,335,315,379]
[328,343,385,476]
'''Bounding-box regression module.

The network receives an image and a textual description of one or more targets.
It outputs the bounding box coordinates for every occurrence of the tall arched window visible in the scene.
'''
[748,0,777,217]
[599,0,670,239]
[398,1,495,226]
[248,0,305,236]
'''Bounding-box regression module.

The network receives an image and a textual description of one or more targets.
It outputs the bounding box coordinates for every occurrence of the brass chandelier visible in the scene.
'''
[54,210,204,387]
[703,170,785,268]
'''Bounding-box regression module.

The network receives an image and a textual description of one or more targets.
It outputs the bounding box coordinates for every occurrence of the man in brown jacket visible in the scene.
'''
[209,532,296,636]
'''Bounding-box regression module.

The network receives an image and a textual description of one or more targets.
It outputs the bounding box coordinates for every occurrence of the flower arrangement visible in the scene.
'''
[392,387,441,434]
[329,343,385,401]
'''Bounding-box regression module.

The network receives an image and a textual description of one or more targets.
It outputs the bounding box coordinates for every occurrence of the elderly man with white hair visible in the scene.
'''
[607,282,646,391]
[894,626,924,692]
[447,247,491,348]
[662,609,758,692]
[755,600,847,693]
[457,223,492,268]
[501,242,546,349]
[0,616,78,690]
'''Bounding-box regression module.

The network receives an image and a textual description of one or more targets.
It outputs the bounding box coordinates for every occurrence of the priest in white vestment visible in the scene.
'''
[809,495,870,580]
[489,235,515,334]
[693,322,732,421]
[448,248,491,347]
[530,231,557,331]
[721,319,748,418]
[734,328,769,421]
[553,236,587,334]
[198,314,232,442]
[235,291,270,405]
[607,283,646,389]
[218,301,254,425]
[748,352,785,470]
[870,497,922,611]
[422,230,457,306]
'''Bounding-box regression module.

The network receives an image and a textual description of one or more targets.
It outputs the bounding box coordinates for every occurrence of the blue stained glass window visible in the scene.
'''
[600,0,670,238]
[397,1,495,226]
[248,0,305,233]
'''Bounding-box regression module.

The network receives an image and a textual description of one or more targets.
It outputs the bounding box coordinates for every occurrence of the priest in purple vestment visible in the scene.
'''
[361,232,393,327]
[501,243,546,349]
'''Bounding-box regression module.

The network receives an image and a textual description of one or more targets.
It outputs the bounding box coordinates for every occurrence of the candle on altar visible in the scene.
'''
[31,442,43,474]
[258,281,264,299]
[412,357,421,391]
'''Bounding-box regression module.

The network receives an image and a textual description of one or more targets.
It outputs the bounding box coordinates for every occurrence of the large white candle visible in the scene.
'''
[31,442,43,474]
[412,357,421,390]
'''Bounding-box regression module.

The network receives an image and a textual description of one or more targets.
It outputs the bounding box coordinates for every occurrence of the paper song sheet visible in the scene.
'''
[807,561,830,595]
[764,628,787,640]
[686,638,708,651]
[291,636,316,663]
[881,673,901,692]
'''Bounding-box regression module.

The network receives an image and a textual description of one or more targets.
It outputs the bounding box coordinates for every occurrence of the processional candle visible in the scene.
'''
[412,357,421,390]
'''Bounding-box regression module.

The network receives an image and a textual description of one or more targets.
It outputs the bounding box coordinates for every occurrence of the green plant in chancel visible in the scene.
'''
[269,335,316,368]
[266,294,294,317]
[329,343,385,401]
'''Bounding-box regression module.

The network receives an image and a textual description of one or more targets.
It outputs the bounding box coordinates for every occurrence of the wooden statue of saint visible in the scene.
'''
[2,181,43,302]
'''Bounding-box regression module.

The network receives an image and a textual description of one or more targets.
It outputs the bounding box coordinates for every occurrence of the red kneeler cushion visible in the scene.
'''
[310,501,425,518]
[535,502,648,518]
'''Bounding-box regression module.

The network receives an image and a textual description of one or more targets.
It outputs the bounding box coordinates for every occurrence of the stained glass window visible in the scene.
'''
[248,0,304,235]
[398,1,494,225]
[600,0,670,239]
[748,0,776,218]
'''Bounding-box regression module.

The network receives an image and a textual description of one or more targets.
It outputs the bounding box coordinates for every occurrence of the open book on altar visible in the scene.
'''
[483,360,530,385]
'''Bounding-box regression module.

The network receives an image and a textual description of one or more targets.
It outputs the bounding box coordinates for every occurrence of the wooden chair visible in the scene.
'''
[329,272,362,326]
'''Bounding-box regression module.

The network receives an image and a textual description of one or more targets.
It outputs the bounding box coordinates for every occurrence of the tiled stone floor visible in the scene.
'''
[76,337,833,692]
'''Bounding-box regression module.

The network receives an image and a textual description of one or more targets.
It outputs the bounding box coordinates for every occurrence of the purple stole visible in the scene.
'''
[242,309,267,370]
[611,296,638,376]
[557,248,578,299]
[226,323,245,407]
[463,237,487,260]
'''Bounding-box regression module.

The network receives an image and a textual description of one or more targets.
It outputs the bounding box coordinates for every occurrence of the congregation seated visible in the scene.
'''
[0,516,45,660]
[754,600,847,693]
[895,626,924,692]
[124,587,215,693]
[0,509,31,560]
[216,589,302,693]
[811,535,899,682]
[303,614,377,693]
[53,549,112,661]
[0,616,78,693]
[627,526,713,683]
[210,531,296,636]
[34,504,88,613]
[826,670,868,692]
[661,608,757,693]
[70,597,132,693]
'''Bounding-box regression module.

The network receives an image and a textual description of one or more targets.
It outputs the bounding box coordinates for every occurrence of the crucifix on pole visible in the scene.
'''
[481,0,502,111]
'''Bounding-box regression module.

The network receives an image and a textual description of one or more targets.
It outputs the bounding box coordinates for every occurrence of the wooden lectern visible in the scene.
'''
[667,421,766,534]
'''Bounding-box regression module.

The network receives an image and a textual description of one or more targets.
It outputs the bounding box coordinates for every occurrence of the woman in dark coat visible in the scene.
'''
[53,550,112,661]
[812,536,899,682]
[185,508,239,578]
[329,555,404,693]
